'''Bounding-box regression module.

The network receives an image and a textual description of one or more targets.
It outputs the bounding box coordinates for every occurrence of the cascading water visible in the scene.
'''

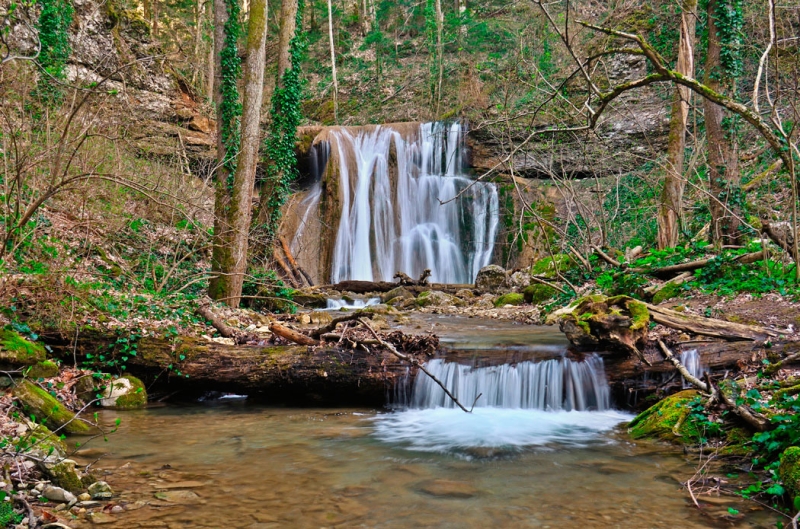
[407,356,610,411]
[373,355,630,453]
[327,122,499,284]
[680,349,706,388]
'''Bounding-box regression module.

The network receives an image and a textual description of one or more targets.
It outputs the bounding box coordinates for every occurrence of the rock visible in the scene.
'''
[559,295,649,354]
[292,292,328,308]
[0,328,46,365]
[779,446,800,504]
[628,390,702,442]
[87,512,115,524]
[27,360,60,378]
[508,271,531,290]
[454,289,475,300]
[26,422,69,458]
[416,291,465,308]
[13,380,91,434]
[531,254,573,279]
[363,304,394,314]
[474,265,509,293]
[380,286,413,304]
[88,481,113,500]
[100,375,147,409]
[42,485,77,503]
[523,284,557,304]
[77,493,91,502]
[493,293,524,307]
[153,490,203,504]
[40,459,84,493]
[474,294,495,309]
[417,479,480,498]
[308,311,333,325]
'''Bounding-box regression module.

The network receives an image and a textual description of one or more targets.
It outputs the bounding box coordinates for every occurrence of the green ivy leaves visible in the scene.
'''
[33,0,74,105]
[219,0,243,182]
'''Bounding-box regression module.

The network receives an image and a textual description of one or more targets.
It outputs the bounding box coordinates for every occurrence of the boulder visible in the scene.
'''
[523,284,557,304]
[42,485,77,503]
[27,360,60,379]
[416,291,464,308]
[474,265,509,293]
[380,286,414,304]
[779,446,800,505]
[508,271,531,290]
[13,380,91,434]
[100,375,147,409]
[40,458,84,493]
[493,293,524,307]
[628,390,702,442]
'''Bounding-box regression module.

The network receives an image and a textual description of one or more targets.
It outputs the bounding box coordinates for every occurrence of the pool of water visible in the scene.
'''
[75,403,774,528]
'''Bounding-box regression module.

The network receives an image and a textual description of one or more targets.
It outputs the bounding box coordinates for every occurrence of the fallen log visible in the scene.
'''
[44,330,410,405]
[269,322,320,346]
[644,303,780,341]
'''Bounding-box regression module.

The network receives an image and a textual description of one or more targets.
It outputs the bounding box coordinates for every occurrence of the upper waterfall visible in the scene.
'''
[300,121,499,284]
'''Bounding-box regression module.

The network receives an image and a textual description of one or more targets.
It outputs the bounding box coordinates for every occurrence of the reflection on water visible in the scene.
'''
[78,404,773,529]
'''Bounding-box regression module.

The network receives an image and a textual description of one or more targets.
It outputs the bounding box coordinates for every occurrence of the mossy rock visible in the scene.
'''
[559,295,650,353]
[779,446,800,504]
[0,328,46,365]
[27,422,69,457]
[523,284,557,304]
[652,282,682,305]
[416,291,464,308]
[42,458,84,493]
[26,360,59,379]
[720,427,754,456]
[102,375,147,409]
[474,265,509,293]
[13,380,91,434]
[494,293,524,307]
[628,390,702,442]
[531,254,573,279]
[380,286,413,304]
[291,292,328,309]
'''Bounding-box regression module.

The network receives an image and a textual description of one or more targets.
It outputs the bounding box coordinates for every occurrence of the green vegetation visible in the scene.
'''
[33,0,74,105]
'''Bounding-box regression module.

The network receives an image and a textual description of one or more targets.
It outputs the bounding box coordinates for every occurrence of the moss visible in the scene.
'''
[774,384,800,402]
[109,375,147,409]
[523,284,556,304]
[626,300,650,331]
[0,329,46,365]
[13,380,91,434]
[531,254,573,279]
[779,446,800,503]
[27,360,59,379]
[47,459,84,493]
[652,282,681,305]
[720,428,754,456]
[494,293,524,307]
[628,390,701,442]
[28,423,69,456]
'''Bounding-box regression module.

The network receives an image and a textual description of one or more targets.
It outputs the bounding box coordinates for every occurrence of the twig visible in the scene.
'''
[309,311,374,339]
[358,318,473,413]
[529,275,569,295]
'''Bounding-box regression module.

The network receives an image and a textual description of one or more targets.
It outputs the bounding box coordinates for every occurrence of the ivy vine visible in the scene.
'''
[713,0,743,81]
[33,0,74,105]
[261,0,307,237]
[219,0,242,183]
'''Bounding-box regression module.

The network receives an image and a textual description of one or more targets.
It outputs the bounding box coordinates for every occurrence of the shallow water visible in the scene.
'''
[79,403,775,529]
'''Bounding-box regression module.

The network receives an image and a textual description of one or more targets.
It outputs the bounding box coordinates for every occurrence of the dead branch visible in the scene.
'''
[196,305,257,345]
[530,275,569,295]
[658,340,708,391]
[358,318,476,413]
[309,311,374,339]
[645,303,780,341]
[269,322,320,346]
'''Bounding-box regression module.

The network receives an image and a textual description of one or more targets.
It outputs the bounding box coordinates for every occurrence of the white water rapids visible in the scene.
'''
[375,355,632,452]
[326,122,499,284]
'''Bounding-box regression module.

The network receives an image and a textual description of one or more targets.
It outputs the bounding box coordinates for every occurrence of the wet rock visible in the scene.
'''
[154,490,203,504]
[292,292,328,308]
[42,485,77,503]
[13,380,91,434]
[475,265,509,293]
[628,390,701,442]
[380,286,413,304]
[87,512,115,524]
[416,291,464,308]
[417,479,480,499]
[88,481,113,500]
[100,375,147,409]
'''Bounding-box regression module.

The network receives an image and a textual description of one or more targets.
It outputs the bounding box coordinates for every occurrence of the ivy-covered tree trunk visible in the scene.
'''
[703,0,743,246]
[657,0,697,249]
[276,0,298,82]
[209,0,243,304]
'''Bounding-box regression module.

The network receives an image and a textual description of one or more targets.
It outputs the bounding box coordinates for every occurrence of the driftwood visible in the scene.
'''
[394,269,431,286]
[644,303,780,341]
[308,311,374,339]
[269,322,320,346]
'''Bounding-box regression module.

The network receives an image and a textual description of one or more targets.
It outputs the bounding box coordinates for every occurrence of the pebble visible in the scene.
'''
[77,493,91,502]
[88,481,113,500]
[416,479,480,499]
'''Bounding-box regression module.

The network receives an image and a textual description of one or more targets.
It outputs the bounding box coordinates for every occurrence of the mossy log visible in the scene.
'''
[44,330,410,405]
[559,295,650,355]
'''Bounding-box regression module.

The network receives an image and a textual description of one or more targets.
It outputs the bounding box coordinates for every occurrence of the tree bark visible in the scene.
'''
[657,0,696,249]
[703,0,742,246]
[276,0,298,84]
[327,0,338,122]
[644,302,779,341]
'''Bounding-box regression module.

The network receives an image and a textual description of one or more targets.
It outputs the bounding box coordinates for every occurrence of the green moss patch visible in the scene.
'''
[523,284,557,304]
[531,254,573,279]
[779,446,800,503]
[628,390,701,442]
[13,380,91,434]
[107,375,147,409]
[0,329,46,365]
[494,293,525,307]
[27,360,59,379]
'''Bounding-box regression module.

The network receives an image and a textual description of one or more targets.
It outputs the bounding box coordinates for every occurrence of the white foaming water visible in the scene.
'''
[324,297,381,310]
[372,408,632,452]
[329,122,498,284]
[374,355,631,452]
[680,349,706,388]
[409,356,611,411]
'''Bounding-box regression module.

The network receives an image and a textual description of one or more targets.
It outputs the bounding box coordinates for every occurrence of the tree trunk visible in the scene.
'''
[192,0,204,86]
[214,0,270,307]
[703,0,742,246]
[276,0,298,83]
[327,0,338,122]
[657,0,696,249]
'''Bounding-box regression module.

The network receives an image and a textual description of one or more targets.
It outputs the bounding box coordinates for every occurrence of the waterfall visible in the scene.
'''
[407,356,611,412]
[679,349,706,388]
[326,122,499,284]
